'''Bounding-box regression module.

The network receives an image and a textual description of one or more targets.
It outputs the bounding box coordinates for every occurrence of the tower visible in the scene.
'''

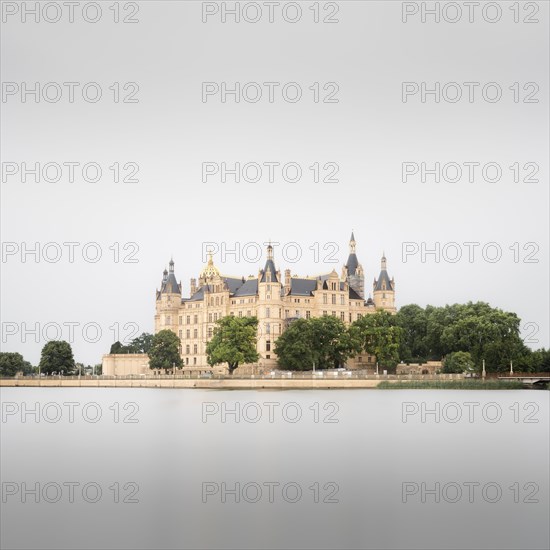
[373,253,396,312]
[155,258,182,334]
[258,243,282,367]
[342,232,365,298]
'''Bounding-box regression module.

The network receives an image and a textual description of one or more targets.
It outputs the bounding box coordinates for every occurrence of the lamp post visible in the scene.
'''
[482,359,486,379]
[510,360,513,375]
[375,362,379,375]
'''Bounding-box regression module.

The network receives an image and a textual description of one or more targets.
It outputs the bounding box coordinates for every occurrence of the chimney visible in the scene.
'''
[190,278,196,295]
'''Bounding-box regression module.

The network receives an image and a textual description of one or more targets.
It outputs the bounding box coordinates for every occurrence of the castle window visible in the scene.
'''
[186,329,190,339]
[306,311,311,319]
[179,316,182,325]
[266,323,270,334]
[215,297,219,306]
[214,313,218,321]
[323,311,327,316]
[367,356,372,363]
[285,310,289,318]
[340,312,345,321]
[332,294,336,304]
[267,285,271,292]
[340,296,345,305]
[266,340,271,352]
[165,315,171,325]
[331,282,336,291]
[332,311,336,317]
[193,357,197,365]
[208,313,213,323]
[186,357,189,365]
[193,344,198,354]
[247,310,251,317]
[349,313,352,322]
[296,310,299,317]
[208,327,212,339]
[238,311,242,318]
[358,356,363,363]
[186,345,190,354]
[186,316,190,324]
[323,294,327,304]
[193,329,198,338]
[357,314,363,320]
[266,307,270,317]
[230,312,235,316]
[382,293,386,299]
[193,315,198,324]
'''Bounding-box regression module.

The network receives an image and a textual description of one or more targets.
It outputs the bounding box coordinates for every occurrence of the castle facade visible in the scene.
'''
[155,234,396,372]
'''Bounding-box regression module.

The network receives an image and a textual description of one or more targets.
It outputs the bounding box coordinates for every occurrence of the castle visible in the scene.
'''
[154,234,396,372]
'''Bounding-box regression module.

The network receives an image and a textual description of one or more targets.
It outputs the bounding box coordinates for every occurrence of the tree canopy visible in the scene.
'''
[148,330,183,372]
[39,340,75,375]
[351,311,402,369]
[109,332,153,354]
[275,316,359,371]
[206,316,260,374]
[0,352,33,377]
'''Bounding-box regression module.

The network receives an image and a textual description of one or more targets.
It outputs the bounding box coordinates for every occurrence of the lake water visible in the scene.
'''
[1,388,548,549]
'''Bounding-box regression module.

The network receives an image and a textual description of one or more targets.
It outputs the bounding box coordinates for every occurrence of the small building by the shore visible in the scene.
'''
[396,361,442,375]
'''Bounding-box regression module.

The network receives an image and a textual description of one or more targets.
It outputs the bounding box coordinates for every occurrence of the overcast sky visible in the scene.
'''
[1,1,548,365]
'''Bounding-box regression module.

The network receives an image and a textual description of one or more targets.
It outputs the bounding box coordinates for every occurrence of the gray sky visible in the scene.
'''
[1,1,548,364]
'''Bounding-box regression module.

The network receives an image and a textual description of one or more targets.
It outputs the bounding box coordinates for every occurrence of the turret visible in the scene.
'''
[343,231,365,298]
[155,258,182,334]
[373,253,396,312]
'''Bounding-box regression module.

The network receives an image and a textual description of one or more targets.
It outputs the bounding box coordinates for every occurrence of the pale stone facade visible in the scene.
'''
[396,361,442,375]
[102,353,150,376]
[154,234,396,372]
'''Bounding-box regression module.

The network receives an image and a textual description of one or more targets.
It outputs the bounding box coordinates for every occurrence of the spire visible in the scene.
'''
[345,232,359,275]
[374,253,393,292]
[349,231,356,254]
[160,259,181,295]
[261,243,278,282]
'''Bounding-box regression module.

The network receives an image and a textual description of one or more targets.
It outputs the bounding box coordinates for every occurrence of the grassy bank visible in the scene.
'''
[377,379,526,390]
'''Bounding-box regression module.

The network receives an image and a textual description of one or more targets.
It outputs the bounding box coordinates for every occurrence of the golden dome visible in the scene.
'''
[200,252,220,279]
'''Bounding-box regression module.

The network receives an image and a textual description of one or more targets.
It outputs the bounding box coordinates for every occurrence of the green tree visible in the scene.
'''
[206,316,260,374]
[443,351,474,374]
[148,330,183,373]
[109,341,131,354]
[129,332,154,354]
[275,316,359,371]
[396,304,428,362]
[0,352,31,377]
[273,318,315,371]
[39,341,75,375]
[352,311,402,370]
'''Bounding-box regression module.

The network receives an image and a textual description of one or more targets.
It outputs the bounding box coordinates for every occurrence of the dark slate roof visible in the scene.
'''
[224,277,245,294]
[187,277,249,301]
[233,279,258,297]
[188,286,206,302]
[366,296,375,305]
[349,288,362,300]
[289,278,317,296]
[160,273,181,295]
[345,253,359,275]
[374,270,393,291]
[260,259,278,282]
